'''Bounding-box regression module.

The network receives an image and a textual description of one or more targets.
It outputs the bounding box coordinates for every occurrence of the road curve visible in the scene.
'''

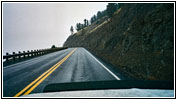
[3,47,120,97]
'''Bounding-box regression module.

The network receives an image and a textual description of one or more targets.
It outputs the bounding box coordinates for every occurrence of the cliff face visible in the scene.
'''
[64,3,174,80]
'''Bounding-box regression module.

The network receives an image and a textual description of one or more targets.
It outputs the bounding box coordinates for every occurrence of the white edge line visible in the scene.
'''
[84,48,120,80]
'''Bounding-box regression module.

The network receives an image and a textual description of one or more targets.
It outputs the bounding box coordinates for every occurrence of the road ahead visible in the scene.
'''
[3,47,121,97]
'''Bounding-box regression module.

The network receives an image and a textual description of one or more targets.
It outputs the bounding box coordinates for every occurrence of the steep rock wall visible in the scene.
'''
[64,3,174,80]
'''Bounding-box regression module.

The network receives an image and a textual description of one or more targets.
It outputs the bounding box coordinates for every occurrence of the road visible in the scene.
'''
[3,47,121,97]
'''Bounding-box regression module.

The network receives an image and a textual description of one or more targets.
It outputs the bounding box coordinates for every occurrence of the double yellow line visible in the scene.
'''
[14,48,77,97]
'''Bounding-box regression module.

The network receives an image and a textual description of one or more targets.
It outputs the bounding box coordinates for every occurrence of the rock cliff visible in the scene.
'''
[64,3,174,80]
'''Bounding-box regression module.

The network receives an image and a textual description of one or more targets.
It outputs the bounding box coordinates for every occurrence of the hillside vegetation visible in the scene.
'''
[64,3,174,80]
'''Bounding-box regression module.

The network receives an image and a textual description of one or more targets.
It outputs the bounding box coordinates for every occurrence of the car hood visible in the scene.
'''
[22,88,174,97]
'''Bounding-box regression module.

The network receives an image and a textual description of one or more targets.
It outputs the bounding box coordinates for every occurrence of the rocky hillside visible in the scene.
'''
[64,3,174,80]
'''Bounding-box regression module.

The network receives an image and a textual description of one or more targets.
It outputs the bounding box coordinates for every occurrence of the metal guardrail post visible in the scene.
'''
[31,50,33,57]
[23,51,26,58]
[13,52,16,61]
[6,53,9,62]
[34,50,36,56]
[27,50,30,57]
[18,51,21,59]
[39,49,42,55]
[37,50,39,55]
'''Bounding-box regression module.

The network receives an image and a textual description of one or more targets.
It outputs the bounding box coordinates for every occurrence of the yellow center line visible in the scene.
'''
[14,48,77,97]
[14,58,64,97]
[23,48,76,95]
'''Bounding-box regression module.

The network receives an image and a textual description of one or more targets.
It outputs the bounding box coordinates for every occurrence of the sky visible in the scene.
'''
[3,2,108,55]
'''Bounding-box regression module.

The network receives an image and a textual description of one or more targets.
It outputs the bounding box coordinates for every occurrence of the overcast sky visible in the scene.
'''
[3,2,108,55]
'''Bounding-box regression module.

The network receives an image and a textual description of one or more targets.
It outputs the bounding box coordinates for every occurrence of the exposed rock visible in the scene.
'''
[64,3,174,80]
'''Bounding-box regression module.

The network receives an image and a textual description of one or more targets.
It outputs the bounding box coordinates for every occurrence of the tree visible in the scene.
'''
[90,15,97,24]
[90,17,94,24]
[70,26,74,35]
[106,3,117,18]
[93,15,97,21]
[51,45,56,49]
[118,3,124,9]
[81,24,84,29]
[86,20,89,26]
[76,23,81,31]
[102,10,107,17]
[97,11,102,19]
[84,19,87,27]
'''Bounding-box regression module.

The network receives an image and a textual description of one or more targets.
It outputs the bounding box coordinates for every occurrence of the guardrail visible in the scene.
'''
[3,47,68,62]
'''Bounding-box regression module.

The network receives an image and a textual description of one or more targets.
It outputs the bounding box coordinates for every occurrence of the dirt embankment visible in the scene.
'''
[64,3,174,80]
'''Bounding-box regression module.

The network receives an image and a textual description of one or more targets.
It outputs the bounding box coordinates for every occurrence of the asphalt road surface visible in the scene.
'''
[3,47,121,97]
